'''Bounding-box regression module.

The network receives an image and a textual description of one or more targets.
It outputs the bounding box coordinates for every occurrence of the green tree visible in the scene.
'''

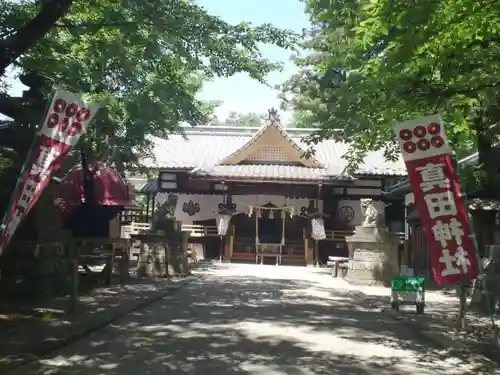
[291,110,316,128]
[284,0,500,183]
[0,0,297,171]
[284,0,500,330]
[211,111,264,127]
[0,0,74,77]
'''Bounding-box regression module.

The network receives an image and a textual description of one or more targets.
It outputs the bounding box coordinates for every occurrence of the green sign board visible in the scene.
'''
[391,276,425,292]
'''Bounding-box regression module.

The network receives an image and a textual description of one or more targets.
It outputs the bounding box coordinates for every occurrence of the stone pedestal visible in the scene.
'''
[133,234,168,278]
[132,229,190,278]
[345,226,399,287]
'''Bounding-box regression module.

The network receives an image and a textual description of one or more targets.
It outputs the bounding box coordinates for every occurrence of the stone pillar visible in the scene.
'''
[345,226,400,287]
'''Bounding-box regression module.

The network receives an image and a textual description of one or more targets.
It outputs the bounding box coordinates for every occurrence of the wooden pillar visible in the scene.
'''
[149,192,157,221]
[324,195,340,229]
[145,193,151,220]
[164,241,170,278]
[106,242,115,286]
[303,228,309,263]
[314,240,319,267]
[119,240,129,288]
[255,209,260,264]
[227,225,235,260]
[181,231,190,275]
[224,231,231,260]
[281,208,286,245]
[69,240,79,314]
[219,236,224,262]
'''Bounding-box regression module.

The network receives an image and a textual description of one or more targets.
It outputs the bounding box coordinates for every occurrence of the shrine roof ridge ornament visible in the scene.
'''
[267,107,280,123]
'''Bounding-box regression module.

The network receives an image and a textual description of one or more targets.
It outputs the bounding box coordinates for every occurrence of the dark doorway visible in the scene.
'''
[193,219,219,259]
[232,213,257,260]
[233,212,256,239]
[258,203,282,244]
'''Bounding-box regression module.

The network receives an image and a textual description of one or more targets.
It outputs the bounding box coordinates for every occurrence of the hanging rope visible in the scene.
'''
[232,197,294,211]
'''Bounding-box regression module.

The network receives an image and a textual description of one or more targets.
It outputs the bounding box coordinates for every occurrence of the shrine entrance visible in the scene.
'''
[258,203,283,244]
[193,219,220,259]
[255,203,283,265]
[225,198,322,266]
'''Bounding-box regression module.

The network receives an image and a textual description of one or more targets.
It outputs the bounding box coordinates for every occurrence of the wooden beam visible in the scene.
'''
[227,183,318,197]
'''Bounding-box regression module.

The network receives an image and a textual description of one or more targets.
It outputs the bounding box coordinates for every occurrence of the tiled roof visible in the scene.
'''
[142,126,407,180]
[201,165,328,181]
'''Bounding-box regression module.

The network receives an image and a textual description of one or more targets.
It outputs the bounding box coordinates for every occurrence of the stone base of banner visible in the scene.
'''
[345,226,400,287]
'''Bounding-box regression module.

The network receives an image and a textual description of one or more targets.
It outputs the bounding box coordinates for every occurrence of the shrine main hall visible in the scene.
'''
[132,111,407,265]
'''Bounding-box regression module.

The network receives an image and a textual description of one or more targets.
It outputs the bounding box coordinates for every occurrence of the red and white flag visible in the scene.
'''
[394,114,479,285]
[0,88,100,256]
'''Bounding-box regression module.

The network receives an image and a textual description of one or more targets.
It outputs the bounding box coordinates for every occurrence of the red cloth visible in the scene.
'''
[53,162,136,212]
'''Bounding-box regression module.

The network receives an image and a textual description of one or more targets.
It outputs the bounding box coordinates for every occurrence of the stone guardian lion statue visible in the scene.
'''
[360,198,389,238]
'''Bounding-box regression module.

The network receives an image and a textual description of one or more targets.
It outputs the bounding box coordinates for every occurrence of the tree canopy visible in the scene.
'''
[210,111,264,127]
[0,0,298,217]
[0,0,297,169]
[284,0,500,187]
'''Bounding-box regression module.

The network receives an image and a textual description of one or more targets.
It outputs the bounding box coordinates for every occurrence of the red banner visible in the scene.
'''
[0,88,100,256]
[394,114,479,285]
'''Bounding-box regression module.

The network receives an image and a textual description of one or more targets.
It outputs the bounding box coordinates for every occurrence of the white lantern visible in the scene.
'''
[311,217,326,240]
[216,212,232,236]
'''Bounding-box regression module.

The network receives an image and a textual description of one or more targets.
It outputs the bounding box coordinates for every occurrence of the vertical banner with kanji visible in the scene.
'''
[0,88,100,256]
[394,114,479,285]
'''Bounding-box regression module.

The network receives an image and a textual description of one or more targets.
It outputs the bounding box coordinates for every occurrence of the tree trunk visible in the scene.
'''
[0,0,75,76]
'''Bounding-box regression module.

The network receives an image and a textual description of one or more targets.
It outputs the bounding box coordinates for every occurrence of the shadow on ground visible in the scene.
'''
[5,266,492,375]
[0,274,191,372]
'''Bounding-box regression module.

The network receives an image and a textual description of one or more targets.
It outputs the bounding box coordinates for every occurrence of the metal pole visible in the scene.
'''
[219,235,224,262]
[314,239,319,267]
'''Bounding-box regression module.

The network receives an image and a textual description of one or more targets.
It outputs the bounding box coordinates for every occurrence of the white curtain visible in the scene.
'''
[311,217,326,240]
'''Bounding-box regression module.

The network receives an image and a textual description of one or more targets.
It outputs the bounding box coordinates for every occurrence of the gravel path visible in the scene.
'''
[7,264,484,375]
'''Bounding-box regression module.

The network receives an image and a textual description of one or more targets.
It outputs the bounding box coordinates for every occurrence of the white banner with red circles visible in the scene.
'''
[0,88,100,256]
[40,88,100,145]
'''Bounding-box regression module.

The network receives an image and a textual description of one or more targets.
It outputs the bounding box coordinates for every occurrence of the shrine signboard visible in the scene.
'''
[394,114,479,285]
